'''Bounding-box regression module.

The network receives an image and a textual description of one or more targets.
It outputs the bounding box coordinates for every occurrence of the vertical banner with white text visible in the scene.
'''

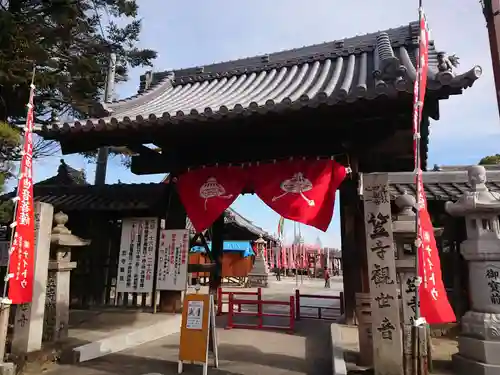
[8,85,36,304]
[156,229,189,291]
[116,218,157,294]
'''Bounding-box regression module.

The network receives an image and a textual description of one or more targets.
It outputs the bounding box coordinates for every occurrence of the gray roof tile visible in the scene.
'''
[42,21,481,136]
[379,170,500,201]
[185,208,275,240]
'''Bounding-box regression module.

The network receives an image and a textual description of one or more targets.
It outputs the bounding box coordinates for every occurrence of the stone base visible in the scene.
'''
[461,311,500,340]
[458,335,500,365]
[453,353,500,375]
[247,274,269,288]
[0,362,15,375]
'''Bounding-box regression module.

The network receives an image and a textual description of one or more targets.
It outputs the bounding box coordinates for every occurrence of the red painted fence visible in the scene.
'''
[217,287,261,315]
[226,293,295,333]
[295,290,344,321]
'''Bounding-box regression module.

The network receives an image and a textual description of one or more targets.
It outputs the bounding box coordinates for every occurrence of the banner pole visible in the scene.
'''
[0,66,36,362]
[413,2,427,374]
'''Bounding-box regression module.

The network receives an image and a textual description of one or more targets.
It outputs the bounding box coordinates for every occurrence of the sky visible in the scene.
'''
[26,0,500,248]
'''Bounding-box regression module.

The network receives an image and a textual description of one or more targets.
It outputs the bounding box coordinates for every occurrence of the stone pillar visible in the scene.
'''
[43,211,90,342]
[446,165,500,375]
[247,237,269,288]
[362,173,403,375]
[11,202,54,354]
[392,192,423,375]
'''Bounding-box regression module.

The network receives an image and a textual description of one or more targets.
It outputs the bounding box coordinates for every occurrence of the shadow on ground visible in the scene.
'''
[75,353,240,375]
[68,319,334,375]
[301,320,332,375]
[68,309,143,331]
[18,308,144,374]
[160,336,307,374]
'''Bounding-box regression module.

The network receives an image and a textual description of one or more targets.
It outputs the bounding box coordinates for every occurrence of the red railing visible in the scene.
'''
[216,287,261,316]
[226,293,295,333]
[295,290,344,321]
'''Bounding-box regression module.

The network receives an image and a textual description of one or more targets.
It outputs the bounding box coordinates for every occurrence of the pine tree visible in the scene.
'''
[0,0,157,178]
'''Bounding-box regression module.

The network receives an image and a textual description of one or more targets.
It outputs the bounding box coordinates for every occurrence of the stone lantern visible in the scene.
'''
[44,211,90,342]
[445,165,500,375]
[247,237,269,287]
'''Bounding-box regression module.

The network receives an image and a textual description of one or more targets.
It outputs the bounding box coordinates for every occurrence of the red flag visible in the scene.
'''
[417,178,456,324]
[252,159,347,231]
[9,86,36,304]
[177,166,248,233]
[411,10,455,324]
[281,246,287,269]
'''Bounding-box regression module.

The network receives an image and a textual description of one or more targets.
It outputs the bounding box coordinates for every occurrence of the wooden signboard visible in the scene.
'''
[178,293,219,375]
[156,229,189,291]
[362,173,403,375]
[116,217,158,294]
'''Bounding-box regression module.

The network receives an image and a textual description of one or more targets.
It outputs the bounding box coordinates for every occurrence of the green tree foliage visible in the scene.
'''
[0,121,20,189]
[0,121,19,222]
[479,154,500,165]
[0,0,156,124]
[0,0,157,167]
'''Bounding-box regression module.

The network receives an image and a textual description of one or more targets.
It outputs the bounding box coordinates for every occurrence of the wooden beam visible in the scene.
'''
[53,97,413,152]
[131,153,177,175]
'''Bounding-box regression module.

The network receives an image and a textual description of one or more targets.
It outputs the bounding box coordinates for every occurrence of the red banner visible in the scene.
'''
[177,166,248,233]
[252,159,347,231]
[412,11,455,324]
[8,87,36,304]
[417,178,456,324]
[281,246,287,269]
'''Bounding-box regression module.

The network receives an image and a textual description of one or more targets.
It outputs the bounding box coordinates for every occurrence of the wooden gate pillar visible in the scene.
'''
[158,184,187,313]
[209,215,224,295]
[340,180,363,324]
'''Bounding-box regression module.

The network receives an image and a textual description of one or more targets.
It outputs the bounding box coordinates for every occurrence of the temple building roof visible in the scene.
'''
[41,21,481,137]
[185,208,275,241]
[37,159,88,186]
[382,170,500,201]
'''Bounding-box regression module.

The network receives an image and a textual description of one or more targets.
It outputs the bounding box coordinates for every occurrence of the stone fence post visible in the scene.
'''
[11,202,54,355]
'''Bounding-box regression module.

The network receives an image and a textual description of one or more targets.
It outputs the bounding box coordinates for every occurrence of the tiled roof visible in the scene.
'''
[42,21,481,136]
[185,208,276,240]
[37,159,87,186]
[0,183,167,211]
[375,170,500,201]
[225,208,276,240]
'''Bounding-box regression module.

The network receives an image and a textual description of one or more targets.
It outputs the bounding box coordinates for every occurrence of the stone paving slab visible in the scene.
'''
[36,319,332,375]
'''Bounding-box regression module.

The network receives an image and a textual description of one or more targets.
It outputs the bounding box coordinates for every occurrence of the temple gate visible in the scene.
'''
[37,21,481,321]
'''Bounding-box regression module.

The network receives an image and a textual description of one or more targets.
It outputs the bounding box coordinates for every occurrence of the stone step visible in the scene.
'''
[64,315,181,364]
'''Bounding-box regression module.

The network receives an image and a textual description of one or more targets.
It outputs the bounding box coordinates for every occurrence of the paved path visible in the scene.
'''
[35,278,341,375]
[40,319,332,375]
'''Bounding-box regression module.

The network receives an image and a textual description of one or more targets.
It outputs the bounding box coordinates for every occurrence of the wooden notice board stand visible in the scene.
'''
[178,292,219,375]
